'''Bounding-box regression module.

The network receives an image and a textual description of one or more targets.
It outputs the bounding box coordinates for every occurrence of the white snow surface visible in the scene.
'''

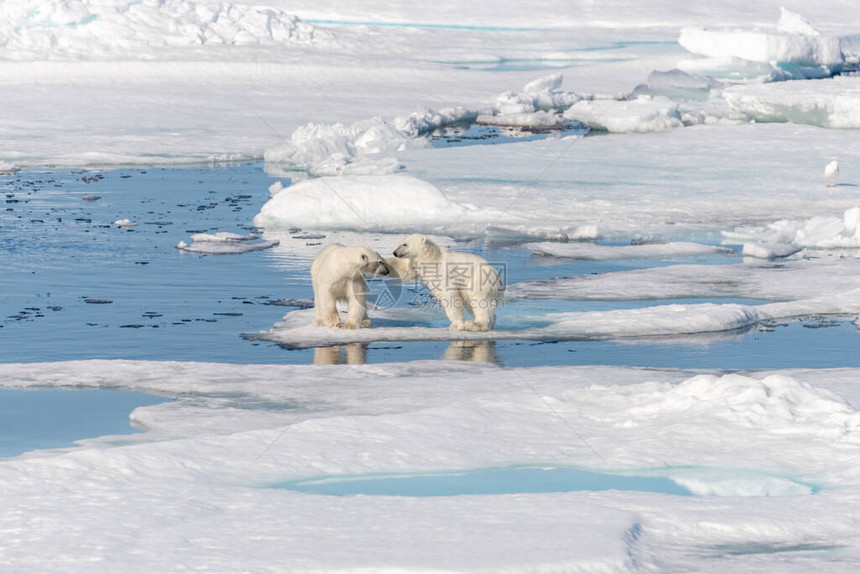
[725,206,860,249]
[563,95,685,133]
[526,240,731,260]
[507,257,860,303]
[2,360,860,571]
[724,76,860,129]
[0,0,337,59]
[253,174,488,233]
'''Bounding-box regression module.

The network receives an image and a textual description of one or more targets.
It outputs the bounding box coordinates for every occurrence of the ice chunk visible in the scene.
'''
[629,69,718,103]
[480,74,580,128]
[113,219,137,228]
[0,161,21,176]
[741,242,801,259]
[176,232,279,254]
[777,7,821,37]
[845,207,860,238]
[475,110,566,128]
[563,96,683,133]
[678,10,843,77]
[253,174,483,233]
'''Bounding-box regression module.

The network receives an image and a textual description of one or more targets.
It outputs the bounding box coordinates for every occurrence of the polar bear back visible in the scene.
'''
[431,249,504,299]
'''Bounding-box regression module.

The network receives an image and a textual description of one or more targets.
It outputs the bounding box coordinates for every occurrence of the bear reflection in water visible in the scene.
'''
[313,343,368,365]
[313,341,498,365]
[441,341,498,363]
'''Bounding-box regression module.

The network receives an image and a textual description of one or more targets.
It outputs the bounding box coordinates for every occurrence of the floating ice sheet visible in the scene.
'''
[507,257,860,302]
[176,232,279,254]
[252,287,860,348]
[526,240,732,260]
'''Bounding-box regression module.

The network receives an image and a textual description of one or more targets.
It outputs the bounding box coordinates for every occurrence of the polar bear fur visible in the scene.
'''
[393,234,504,331]
[311,243,389,329]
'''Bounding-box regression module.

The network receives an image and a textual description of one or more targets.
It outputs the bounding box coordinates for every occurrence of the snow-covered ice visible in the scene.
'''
[176,231,279,254]
[5,0,860,571]
[253,173,487,233]
[564,95,684,133]
[679,8,844,78]
[725,206,860,249]
[724,76,860,129]
[2,360,860,571]
[526,240,731,260]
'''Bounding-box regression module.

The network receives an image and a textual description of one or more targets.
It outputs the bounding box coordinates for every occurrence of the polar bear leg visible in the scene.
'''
[443,293,468,331]
[468,299,496,332]
[342,274,369,329]
[313,289,342,327]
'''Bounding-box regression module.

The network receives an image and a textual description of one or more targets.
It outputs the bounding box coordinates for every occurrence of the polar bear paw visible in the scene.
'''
[463,320,488,332]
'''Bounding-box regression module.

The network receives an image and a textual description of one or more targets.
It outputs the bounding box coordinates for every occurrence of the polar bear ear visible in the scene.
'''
[418,235,427,245]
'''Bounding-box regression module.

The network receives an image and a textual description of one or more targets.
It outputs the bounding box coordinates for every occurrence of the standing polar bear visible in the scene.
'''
[393,234,504,331]
[311,243,389,329]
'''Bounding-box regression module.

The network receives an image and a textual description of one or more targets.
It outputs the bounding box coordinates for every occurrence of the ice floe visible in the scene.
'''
[2,359,860,570]
[252,280,860,348]
[507,257,860,303]
[176,232,279,254]
[526,241,731,260]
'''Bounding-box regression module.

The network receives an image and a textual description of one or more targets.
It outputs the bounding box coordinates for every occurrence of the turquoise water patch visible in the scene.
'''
[0,389,167,458]
[278,466,692,497]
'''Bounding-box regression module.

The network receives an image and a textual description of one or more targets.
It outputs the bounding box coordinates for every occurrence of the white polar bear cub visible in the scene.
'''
[311,243,389,329]
[393,234,504,331]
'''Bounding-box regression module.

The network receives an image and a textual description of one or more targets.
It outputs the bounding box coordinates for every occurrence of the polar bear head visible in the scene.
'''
[352,246,389,276]
[393,234,441,261]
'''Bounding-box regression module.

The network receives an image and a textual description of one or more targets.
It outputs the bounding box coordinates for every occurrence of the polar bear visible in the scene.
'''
[311,243,389,329]
[393,234,504,331]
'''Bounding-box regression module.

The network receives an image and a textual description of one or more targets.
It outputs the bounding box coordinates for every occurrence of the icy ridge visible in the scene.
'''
[0,0,335,58]
[264,106,479,177]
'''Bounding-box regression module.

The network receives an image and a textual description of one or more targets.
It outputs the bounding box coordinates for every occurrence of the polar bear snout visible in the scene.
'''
[393,246,405,258]
[376,262,390,276]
